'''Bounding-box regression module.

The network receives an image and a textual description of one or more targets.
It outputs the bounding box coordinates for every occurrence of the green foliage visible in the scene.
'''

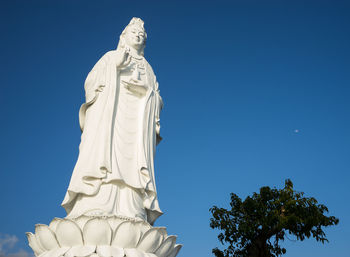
[209,179,339,257]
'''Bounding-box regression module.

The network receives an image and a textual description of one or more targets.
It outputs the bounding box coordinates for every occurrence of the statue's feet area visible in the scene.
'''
[26,215,181,257]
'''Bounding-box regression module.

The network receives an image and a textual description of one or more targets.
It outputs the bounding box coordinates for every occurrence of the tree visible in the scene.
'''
[209,179,339,257]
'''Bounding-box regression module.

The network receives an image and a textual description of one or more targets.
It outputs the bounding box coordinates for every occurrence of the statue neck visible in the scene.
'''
[127,46,143,59]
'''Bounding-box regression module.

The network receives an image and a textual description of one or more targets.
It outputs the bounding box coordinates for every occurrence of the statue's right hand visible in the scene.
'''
[116,47,131,69]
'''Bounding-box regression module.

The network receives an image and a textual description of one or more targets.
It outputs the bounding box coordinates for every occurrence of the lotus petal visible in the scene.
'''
[35,224,60,250]
[168,244,182,257]
[124,248,144,257]
[155,236,177,257]
[107,217,124,231]
[135,221,151,238]
[49,218,63,233]
[65,245,96,257]
[83,218,112,245]
[56,219,84,247]
[40,249,56,257]
[26,232,45,256]
[96,246,124,257]
[53,247,70,257]
[137,227,164,253]
[112,221,140,248]
[40,247,70,257]
[74,216,91,230]
[156,227,168,238]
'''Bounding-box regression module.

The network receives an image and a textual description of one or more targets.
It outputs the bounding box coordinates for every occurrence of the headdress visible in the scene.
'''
[126,17,145,31]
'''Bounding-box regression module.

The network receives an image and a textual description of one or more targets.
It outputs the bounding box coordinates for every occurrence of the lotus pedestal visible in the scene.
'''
[27,216,181,257]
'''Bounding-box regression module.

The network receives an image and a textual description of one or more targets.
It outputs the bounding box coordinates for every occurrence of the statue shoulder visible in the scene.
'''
[92,50,117,70]
[103,50,118,60]
[84,50,117,95]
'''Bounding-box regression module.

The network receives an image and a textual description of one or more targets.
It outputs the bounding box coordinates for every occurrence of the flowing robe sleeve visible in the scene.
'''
[78,53,108,131]
[62,51,118,213]
[140,63,163,224]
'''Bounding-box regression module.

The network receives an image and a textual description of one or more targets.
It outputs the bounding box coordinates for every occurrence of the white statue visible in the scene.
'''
[27,18,181,257]
[62,17,163,225]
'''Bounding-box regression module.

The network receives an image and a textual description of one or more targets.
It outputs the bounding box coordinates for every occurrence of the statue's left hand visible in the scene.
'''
[124,82,148,97]
[156,122,162,145]
[156,122,160,135]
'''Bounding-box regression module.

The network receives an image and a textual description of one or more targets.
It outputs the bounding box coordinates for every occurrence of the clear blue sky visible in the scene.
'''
[0,1,349,256]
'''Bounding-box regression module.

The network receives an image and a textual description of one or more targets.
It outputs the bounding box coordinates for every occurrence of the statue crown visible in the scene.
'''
[128,17,145,30]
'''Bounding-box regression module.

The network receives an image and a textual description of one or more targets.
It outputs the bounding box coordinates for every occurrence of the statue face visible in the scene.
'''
[124,25,146,50]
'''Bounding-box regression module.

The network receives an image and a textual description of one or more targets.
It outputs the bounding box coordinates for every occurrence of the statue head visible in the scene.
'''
[117,17,147,56]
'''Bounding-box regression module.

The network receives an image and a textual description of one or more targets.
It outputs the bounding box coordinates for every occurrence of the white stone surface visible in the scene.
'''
[62,17,163,225]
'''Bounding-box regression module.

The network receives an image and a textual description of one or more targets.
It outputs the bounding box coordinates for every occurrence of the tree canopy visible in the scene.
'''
[209,179,339,257]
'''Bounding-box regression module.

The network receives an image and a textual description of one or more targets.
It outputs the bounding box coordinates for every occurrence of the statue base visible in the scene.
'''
[26,215,181,257]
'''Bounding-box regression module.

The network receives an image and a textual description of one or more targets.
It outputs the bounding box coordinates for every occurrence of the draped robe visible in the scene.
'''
[62,50,163,225]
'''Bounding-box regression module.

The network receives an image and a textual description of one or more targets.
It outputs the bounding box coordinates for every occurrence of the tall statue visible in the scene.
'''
[62,17,163,225]
[27,18,181,257]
